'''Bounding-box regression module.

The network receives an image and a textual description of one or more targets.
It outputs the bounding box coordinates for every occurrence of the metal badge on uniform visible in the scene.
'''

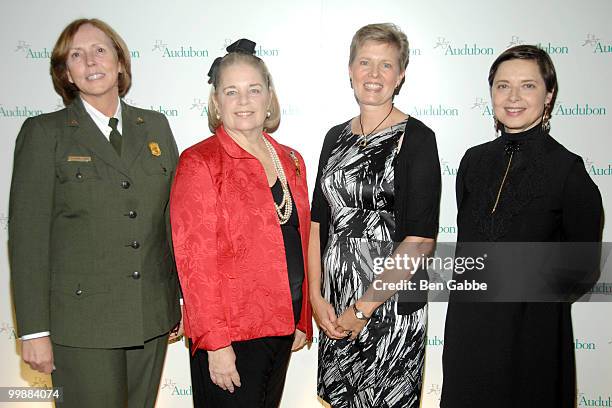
[67,155,92,162]
[289,151,301,176]
[149,142,161,157]
[136,117,145,124]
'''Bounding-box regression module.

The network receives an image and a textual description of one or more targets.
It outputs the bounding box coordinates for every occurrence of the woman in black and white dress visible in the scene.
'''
[308,23,441,408]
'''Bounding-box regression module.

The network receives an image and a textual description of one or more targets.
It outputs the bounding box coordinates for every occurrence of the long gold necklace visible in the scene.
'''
[358,104,394,148]
[262,136,293,224]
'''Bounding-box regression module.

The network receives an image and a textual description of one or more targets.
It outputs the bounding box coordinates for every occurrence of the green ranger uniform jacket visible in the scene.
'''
[9,98,181,348]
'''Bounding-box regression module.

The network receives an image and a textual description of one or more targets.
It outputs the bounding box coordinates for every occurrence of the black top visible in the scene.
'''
[271,179,303,324]
[441,125,603,408]
[311,116,441,314]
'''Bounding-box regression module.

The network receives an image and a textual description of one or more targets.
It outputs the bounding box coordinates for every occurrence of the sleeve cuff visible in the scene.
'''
[21,331,50,340]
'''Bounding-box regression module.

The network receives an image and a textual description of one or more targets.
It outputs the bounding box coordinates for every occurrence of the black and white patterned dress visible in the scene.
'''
[316,119,427,408]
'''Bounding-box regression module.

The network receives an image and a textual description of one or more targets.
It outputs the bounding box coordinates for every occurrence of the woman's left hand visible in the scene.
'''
[168,304,185,344]
[291,329,307,351]
[336,306,368,341]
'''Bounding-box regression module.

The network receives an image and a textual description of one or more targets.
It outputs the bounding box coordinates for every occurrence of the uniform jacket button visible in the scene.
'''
[75,289,83,296]
[130,241,140,249]
[75,172,83,180]
[121,180,131,189]
[128,211,137,219]
[132,271,141,280]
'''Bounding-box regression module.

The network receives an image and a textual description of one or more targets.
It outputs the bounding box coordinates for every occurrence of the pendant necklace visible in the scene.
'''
[358,104,394,148]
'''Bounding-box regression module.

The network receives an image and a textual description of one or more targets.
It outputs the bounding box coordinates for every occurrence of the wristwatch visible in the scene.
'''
[352,304,370,321]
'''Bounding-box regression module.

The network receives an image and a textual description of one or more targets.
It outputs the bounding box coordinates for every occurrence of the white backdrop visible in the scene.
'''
[1,0,611,406]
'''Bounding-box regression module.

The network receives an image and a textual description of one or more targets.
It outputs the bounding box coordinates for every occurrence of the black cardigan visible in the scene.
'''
[311,117,442,314]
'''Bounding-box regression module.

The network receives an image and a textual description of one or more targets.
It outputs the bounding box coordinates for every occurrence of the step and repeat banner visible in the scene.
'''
[1,0,610,406]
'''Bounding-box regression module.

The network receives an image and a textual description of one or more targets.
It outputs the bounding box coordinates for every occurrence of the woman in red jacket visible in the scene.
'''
[170,39,312,407]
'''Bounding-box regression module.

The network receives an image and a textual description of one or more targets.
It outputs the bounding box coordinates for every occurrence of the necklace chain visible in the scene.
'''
[262,136,293,224]
[358,104,394,148]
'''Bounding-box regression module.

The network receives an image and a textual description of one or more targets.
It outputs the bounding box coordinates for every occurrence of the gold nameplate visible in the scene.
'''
[149,142,161,157]
[67,155,92,162]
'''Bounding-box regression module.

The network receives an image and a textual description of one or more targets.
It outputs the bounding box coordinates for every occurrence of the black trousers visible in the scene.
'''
[190,335,294,408]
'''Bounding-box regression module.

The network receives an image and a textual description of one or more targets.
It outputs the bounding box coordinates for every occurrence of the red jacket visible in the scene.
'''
[170,126,313,351]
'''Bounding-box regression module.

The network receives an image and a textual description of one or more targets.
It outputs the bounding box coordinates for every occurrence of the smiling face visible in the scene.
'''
[491,59,553,133]
[65,23,122,106]
[213,62,271,136]
[349,40,404,109]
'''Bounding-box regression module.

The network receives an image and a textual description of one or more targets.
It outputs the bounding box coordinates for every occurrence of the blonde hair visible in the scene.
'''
[207,52,281,133]
[349,23,410,70]
[51,18,132,105]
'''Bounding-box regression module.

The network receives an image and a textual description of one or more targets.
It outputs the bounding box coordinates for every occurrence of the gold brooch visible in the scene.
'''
[149,142,161,157]
[289,151,301,176]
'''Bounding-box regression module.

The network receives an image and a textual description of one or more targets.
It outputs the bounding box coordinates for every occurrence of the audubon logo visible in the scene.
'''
[574,339,596,351]
[584,158,612,177]
[578,393,612,407]
[0,322,17,340]
[426,335,444,347]
[555,101,607,116]
[507,35,526,48]
[15,40,51,59]
[161,378,192,397]
[222,38,279,57]
[411,104,459,117]
[438,225,457,235]
[425,383,442,402]
[410,47,423,56]
[471,97,494,116]
[0,104,44,118]
[536,41,569,55]
[440,159,458,176]
[434,37,494,56]
[582,34,612,54]
[151,105,179,117]
[153,40,209,58]
[281,104,301,116]
[29,377,51,388]
[189,98,208,117]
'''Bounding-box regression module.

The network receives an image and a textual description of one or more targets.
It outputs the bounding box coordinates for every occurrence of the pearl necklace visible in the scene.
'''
[262,136,293,224]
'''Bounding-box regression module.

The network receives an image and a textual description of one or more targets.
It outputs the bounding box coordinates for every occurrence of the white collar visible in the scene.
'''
[81,97,122,139]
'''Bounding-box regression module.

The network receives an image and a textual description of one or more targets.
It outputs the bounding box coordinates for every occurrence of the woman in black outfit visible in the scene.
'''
[441,45,603,408]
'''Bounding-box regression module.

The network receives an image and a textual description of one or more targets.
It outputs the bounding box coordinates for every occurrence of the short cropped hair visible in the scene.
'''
[207,52,281,133]
[488,45,558,117]
[349,23,410,71]
[50,18,132,105]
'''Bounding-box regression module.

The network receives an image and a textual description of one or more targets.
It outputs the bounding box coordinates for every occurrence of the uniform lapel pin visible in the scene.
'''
[136,117,145,124]
[289,151,301,176]
[149,142,161,157]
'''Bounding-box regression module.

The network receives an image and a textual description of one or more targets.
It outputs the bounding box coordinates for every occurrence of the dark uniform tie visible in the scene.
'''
[108,117,122,156]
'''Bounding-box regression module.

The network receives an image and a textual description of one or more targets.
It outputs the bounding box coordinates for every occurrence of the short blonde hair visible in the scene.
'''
[50,18,132,105]
[207,52,281,133]
[349,23,410,71]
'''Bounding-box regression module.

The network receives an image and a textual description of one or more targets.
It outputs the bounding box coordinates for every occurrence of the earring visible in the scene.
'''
[493,115,501,136]
[216,113,221,120]
[266,111,271,118]
[541,104,551,133]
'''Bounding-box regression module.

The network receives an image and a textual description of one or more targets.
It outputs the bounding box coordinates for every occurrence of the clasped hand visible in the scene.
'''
[311,295,367,341]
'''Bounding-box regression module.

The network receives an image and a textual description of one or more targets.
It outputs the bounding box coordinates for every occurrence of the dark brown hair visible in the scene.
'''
[488,45,558,116]
[50,18,132,105]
